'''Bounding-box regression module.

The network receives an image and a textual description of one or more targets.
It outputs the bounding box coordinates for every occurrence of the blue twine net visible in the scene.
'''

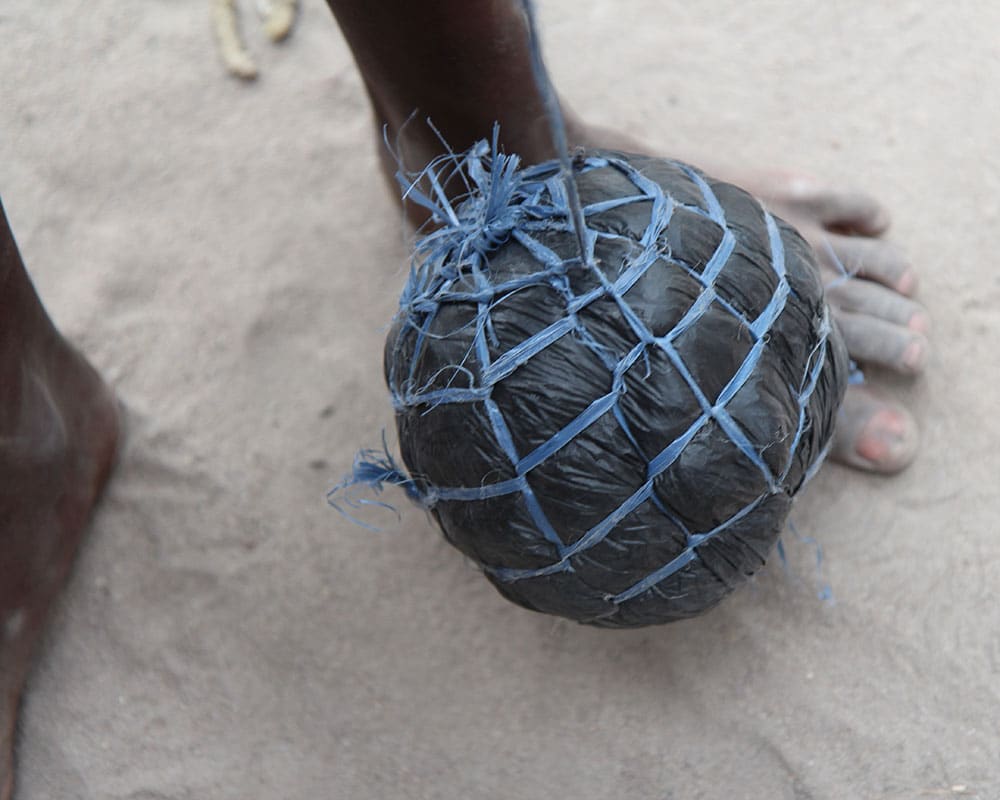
[337,134,848,627]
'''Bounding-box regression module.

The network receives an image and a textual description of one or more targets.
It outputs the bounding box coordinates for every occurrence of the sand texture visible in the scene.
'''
[2,1,999,797]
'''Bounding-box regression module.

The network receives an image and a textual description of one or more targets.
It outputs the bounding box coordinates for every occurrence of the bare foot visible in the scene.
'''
[0,206,121,800]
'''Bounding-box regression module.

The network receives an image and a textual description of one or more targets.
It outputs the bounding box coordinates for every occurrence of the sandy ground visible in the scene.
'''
[3,1,999,797]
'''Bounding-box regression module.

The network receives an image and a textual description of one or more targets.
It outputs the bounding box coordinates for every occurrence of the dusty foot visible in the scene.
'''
[0,262,120,799]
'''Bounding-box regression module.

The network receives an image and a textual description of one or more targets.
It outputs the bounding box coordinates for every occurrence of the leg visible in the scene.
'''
[326,0,563,201]
[324,0,928,473]
[0,197,120,800]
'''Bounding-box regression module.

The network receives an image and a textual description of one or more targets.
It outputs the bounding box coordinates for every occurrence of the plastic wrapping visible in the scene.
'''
[374,143,848,627]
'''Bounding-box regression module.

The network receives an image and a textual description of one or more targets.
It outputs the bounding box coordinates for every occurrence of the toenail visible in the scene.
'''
[896,268,917,296]
[856,433,889,463]
[908,311,930,334]
[856,410,910,465]
[879,411,908,437]
[902,339,926,370]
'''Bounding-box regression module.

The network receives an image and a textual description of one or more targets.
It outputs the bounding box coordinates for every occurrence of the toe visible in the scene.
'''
[834,310,929,374]
[829,386,919,473]
[793,182,890,236]
[760,174,891,236]
[811,233,917,296]
[826,279,930,332]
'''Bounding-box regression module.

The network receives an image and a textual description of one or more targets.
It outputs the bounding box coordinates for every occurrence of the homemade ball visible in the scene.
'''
[383,145,848,627]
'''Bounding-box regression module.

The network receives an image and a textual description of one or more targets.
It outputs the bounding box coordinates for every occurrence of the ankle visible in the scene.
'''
[332,1,561,173]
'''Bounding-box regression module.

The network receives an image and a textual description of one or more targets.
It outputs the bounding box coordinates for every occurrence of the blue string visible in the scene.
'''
[337,137,836,610]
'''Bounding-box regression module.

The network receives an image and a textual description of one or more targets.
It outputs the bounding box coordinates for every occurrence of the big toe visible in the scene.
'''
[830,387,919,473]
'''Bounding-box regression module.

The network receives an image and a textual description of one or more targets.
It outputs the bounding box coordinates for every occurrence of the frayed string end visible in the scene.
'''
[327,435,426,530]
[778,519,835,605]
